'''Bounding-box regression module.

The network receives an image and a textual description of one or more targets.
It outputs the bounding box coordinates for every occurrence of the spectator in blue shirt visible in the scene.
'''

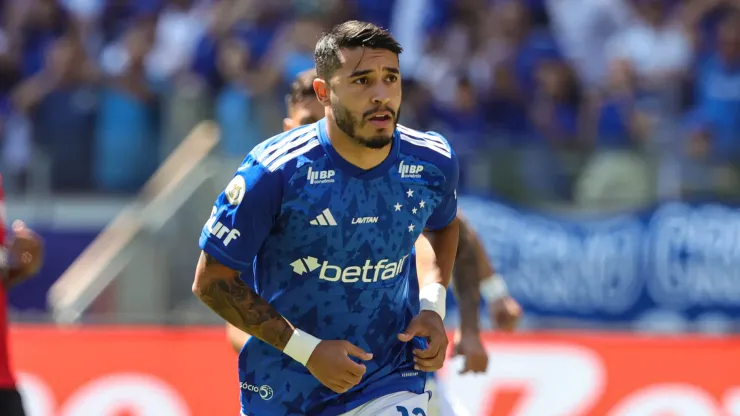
[523,60,582,201]
[94,21,159,193]
[13,35,98,192]
[18,0,70,77]
[214,35,263,157]
[691,11,740,162]
[586,60,652,150]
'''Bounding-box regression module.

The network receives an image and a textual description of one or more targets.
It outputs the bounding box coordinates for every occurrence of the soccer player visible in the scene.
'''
[194,21,459,416]
[222,69,523,415]
[225,70,523,371]
[0,179,44,416]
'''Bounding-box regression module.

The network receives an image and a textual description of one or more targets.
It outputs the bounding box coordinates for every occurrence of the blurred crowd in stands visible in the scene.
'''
[1,0,739,209]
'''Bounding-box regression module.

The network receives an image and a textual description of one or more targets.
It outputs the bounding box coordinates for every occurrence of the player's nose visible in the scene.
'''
[371,90,392,106]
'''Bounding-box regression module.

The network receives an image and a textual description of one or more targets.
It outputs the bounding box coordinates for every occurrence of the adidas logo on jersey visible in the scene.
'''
[399,161,424,179]
[307,167,335,184]
[291,255,409,284]
[310,209,338,226]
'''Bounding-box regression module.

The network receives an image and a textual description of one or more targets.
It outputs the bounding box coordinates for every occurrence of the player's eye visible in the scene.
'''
[352,77,368,85]
[386,74,398,83]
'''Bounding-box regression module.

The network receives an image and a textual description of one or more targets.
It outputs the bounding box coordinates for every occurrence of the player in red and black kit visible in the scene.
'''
[0,179,44,416]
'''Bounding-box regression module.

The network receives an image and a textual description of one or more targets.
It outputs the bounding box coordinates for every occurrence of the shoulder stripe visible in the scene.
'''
[256,124,316,164]
[266,138,321,172]
[397,125,451,151]
[400,134,452,158]
[397,126,452,155]
[402,133,450,156]
[260,132,318,168]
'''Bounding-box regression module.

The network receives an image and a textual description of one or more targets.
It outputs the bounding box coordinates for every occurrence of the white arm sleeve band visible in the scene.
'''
[420,282,447,320]
[283,328,322,366]
[480,274,509,303]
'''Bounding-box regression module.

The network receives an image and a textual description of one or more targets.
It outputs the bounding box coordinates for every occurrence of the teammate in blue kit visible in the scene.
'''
[193,21,460,416]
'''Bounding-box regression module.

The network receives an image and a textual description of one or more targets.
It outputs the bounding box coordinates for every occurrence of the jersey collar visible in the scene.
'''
[316,118,400,180]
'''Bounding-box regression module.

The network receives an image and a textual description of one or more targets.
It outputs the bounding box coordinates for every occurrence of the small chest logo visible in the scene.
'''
[239,382,274,400]
[308,167,335,184]
[352,216,379,224]
[399,161,424,179]
[310,209,338,226]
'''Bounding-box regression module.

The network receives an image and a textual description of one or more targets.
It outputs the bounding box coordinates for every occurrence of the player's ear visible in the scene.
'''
[283,117,296,132]
[313,78,330,105]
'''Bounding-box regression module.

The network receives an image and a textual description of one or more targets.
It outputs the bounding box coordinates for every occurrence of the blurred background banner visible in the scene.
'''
[442,332,740,416]
[19,195,740,330]
[12,326,740,416]
[459,196,740,332]
[12,326,238,416]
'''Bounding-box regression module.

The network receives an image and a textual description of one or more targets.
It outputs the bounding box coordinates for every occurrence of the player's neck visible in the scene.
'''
[325,120,392,171]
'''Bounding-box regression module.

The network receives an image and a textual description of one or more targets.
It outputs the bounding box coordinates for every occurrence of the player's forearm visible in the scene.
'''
[452,218,481,336]
[459,220,514,306]
[426,217,460,288]
[193,253,295,351]
[197,277,294,351]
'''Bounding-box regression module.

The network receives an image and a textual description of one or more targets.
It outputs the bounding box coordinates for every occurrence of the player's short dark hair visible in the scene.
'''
[287,69,318,108]
[314,20,403,81]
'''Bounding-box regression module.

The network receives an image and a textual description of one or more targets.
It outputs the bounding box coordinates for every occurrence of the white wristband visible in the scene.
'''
[419,282,447,320]
[283,328,322,366]
[480,274,509,303]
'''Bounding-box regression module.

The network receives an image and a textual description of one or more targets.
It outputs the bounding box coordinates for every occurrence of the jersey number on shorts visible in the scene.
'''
[396,406,426,416]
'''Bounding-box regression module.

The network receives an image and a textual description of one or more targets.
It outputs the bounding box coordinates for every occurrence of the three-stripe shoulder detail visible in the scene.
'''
[255,124,321,172]
[397,125,451,158]
[265,138,321,172]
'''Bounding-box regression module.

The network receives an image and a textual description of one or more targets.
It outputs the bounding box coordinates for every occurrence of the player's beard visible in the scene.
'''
[331,100,399,150]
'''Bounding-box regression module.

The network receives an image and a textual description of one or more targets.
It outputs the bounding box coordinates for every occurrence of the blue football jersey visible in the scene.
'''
[199,119,458,416]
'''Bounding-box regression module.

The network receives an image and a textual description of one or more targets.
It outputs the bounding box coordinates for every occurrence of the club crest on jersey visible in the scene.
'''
[307,166,335,184]
[225,175,246,205]
[399,161,424,179]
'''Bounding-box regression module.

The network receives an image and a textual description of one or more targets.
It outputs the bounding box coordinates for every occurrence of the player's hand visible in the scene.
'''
[490,296,522,332]
[306,340,373,394]
[10,221,44,276]
[451,331,488,374]
[398,310,448,372]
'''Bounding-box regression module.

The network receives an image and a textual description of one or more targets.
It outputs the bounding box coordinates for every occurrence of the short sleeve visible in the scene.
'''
[425,132,459,230]
[199,156,283,271]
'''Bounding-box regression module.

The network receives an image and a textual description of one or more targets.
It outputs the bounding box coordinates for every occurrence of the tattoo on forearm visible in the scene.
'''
[198,254,294,350]
[452,220,482,334]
